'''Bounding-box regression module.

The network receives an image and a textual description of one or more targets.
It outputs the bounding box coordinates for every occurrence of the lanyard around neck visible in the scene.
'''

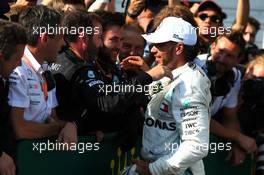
[22,55,48,101]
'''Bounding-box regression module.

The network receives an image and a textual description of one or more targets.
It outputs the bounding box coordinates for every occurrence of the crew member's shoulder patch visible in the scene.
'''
[87,70,95,78]
[50,63,62,72]
[112,75,119,84]
[188,62,196,69]
[88,80,104,87]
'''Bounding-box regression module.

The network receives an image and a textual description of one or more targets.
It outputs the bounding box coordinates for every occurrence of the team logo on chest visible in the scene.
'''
[160,101,169,113]
[145,117,176,131]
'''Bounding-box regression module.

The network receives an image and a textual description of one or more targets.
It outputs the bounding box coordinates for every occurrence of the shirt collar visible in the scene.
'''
[158,62,189,85]
[171,62,189,79]
[24,46,43,73]
[66,49,85,64]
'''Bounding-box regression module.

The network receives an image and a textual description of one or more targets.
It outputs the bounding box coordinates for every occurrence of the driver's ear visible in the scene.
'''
[174,43,184,55]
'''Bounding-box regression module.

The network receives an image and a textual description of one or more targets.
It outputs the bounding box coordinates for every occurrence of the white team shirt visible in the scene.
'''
[8,47,58,123]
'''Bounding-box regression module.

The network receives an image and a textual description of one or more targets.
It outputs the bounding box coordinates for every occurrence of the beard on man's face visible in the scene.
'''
[97,46,116,63]
[110,48,119,62]
[118,51,130,62]
[90,45,100,59]
[85,39,100,61]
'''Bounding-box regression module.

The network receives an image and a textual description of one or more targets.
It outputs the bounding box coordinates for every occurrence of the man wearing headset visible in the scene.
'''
[0,19,26,175]
[194,31,257,165]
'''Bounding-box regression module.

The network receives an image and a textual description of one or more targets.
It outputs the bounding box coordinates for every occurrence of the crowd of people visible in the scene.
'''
[0,0,263,175]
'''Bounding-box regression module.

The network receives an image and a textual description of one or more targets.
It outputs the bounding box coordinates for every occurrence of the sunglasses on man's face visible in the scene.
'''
[198,13,222,24]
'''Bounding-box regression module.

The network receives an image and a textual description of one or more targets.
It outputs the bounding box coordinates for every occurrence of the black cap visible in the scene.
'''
[198,0,227,20]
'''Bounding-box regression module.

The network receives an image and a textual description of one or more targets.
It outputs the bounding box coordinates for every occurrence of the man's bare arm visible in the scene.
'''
[232,0,250,31]
[168,0,181,7]
[10,107,61,140]
[210,107,257,153]
[210,118,239,141]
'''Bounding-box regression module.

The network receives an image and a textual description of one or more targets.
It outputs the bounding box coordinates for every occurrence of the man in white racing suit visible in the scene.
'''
[126,17,212,175]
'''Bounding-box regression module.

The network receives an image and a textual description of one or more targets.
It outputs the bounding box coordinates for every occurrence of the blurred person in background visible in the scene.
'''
[238,52,264,175]
[8,5,77,143]
[9,0,37,16]
[191,0,227,54]
[195,31,257,165]
[11,0,37,7]
[42,0,86,12]
[41,0,65,11]
[240,17,261,64]
[0,20,26,175]
[117,23,150,150]
[243,17,261,45]
[62,0,86,11]
[118,24,148,72]
[96,11,125,63]
[125,0,167,32]
[6,0,37,22]
[191,0,249,54]
[88,0,115,12]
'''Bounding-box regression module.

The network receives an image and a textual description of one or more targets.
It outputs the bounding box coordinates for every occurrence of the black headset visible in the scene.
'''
[204,55,237,97]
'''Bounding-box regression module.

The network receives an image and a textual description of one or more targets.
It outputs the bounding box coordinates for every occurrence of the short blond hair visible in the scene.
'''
[42,0,65,11]
[248,53,264,68]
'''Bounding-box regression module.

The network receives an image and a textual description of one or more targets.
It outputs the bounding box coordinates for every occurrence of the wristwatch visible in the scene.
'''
[126,10,141,19]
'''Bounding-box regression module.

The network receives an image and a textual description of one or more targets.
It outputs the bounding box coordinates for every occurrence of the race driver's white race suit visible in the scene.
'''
[142,62,212,175]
